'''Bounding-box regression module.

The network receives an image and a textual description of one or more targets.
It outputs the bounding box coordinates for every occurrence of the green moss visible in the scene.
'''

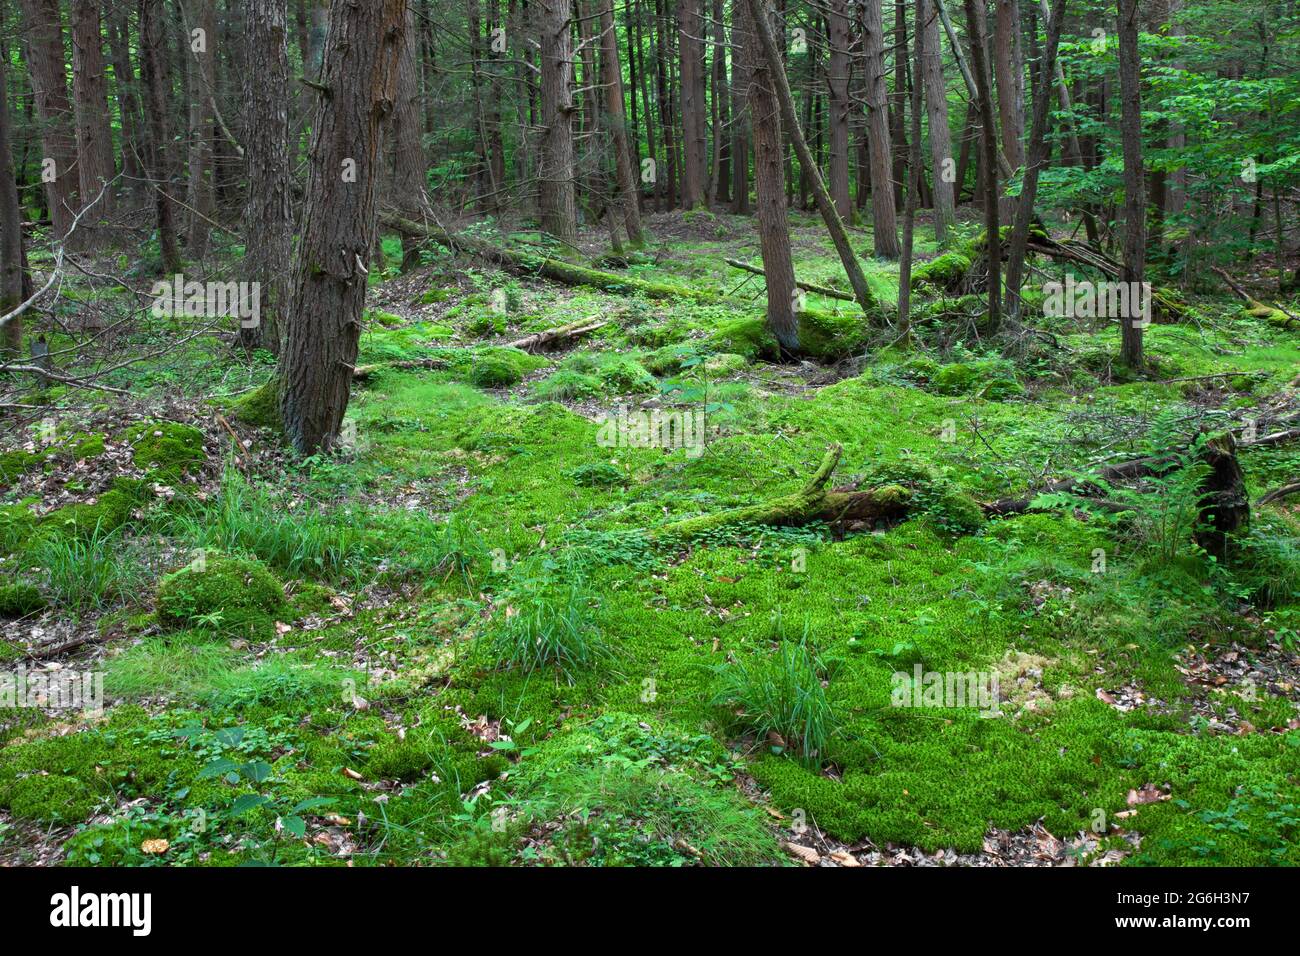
[366,309,405,328]
[531,370,604,402]
[230,378,282,431]
[0,582,45,617]
[797,309,870,360]
[5,774,98,823]
[0,449,43,484]
[708,315,777,361]
[155,551,286,636]
[597,357,656,394]
[911,252,972,292]
[123,421,206,479]
[39,477,149,540]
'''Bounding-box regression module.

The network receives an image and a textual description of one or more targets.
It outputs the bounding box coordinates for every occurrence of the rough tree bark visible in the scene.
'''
[918,0,954,243]
[734,0,797,350]
[106,5,146,209]
[390,2,431,270]
[138,0,183,274]
[0,53,25,356]
[826,0,852,221]
[963,0,1000,328]
[861,0,899,257]
[19,0,80,242]
[240,0,292,353]
[538,0,578,243]
[742,0,881,318]
[678,0,708,207]
[280,0,408,454]
[600,0,645,245]
[184,0,217,258]
[70,0,116,229]
[1004,0,1067,322]
[993,0,1025,173]
[1117,0,1145,368]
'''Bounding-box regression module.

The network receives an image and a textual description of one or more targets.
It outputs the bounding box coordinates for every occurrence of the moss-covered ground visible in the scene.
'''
[1,212,1298,867]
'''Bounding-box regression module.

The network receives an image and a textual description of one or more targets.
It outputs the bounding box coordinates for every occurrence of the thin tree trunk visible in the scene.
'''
[600,0,645,245]
[280,0,409,453]
[1117,0,1145,367]
[139,0,183,274]
[742,0,881,318]
[70,0,117,231]
[826,0,852,221]
[0,52,25,356]
[538,0,578,242]
[184,0,217,258]
[107,6,146,209]
[734,0,796,351]
[678,0,707,207]
[240,0,293,353]
[862,0,899,257]
[918,0,954,243]
[391,2,431,268]
[897,0,924,332]
[963,0,1000,328]
[19,0,80,242]
[1004,0,1067,321]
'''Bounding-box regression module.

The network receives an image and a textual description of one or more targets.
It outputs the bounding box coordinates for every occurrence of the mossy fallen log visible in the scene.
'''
[380,214,710,302]
[655,444,915,541]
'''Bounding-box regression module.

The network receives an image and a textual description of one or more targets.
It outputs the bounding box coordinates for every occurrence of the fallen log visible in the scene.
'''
[1212,266,1299,329]
[505,318,609,352]
[724,258,856,302]
[380,213,709,302]
[1259,481,1300,506]
[655,444,914,541]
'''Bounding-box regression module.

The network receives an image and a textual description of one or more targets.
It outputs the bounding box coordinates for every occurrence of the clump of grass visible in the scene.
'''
[711,633,837,768]
[169,468,368,581]
[31,525,150,615]
[486,576,610,682]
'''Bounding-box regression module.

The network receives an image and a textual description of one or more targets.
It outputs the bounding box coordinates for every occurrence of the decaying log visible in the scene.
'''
[381,213,708,301]
[1212,266,1300,329]
[724,258,857,303]
[505,318,609,352]
[655,444,914,541]
[1259,481,1300,506]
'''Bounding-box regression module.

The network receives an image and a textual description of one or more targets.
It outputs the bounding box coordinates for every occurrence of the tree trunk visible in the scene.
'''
[185,0,217,258]
[678,0,707,207]
[139,0,183,274]
[1004,0,1067,322]
[992,0,1024,173]
[391,2,431,269]
[19,0,80,242]
[742,0,881,319]
[0,52,25,356]
[70,0,116,231]
[240,0,292,353]
[897,0,924,331]
[106,5,146,209]
[280,0,408,454]
[963,0,1000,328]
[918,0,954,243]
[538,0,578,243]
[1116,0,1145,368]
[734,0,796,351]
[826,0,852,221]
[600,0,645,245]
[862,0,900,257]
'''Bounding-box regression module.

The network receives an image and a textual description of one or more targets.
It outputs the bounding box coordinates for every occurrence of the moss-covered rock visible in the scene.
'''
[123,421,205,479]
[0,582,45,617]
[470,352,527,388]
[531,369,604,402]
[707,315,777,361]
[156,552,286,636]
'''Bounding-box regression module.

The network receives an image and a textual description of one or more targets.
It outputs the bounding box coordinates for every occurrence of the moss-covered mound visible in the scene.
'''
[156,552,287,636]
[123,421,206,479]
[231,378,282,431]
[0,581,45,617]
[39,477,149,540]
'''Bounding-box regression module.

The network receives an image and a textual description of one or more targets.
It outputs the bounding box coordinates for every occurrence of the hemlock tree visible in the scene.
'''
[70,0,116,229]
[861,0,899,258]
[279,0,409,454]
[138,0,183,275]
[734,0,797,351]
[0,51,25,357]
[538,0,578,244]
[19,0,80,242]
[1117,0,1146,367]
[240,0,293,353]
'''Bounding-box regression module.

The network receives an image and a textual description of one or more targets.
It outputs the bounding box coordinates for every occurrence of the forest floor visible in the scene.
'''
[2,209,1299,867]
